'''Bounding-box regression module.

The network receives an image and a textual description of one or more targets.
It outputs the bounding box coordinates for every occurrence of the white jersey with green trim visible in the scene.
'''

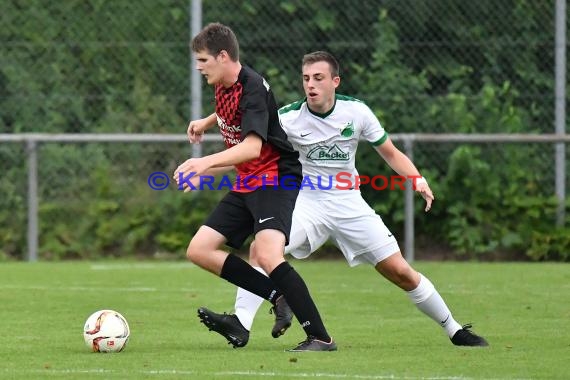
[278,94,387,196]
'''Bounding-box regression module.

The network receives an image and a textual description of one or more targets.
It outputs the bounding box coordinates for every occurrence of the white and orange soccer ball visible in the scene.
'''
[83,309,130,353]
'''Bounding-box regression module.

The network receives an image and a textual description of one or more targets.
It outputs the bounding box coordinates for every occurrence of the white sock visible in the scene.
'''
[407,273,462,338]
[234,266,267,331]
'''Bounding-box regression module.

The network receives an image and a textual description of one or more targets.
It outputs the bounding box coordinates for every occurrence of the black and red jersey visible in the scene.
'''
[214,65,301,192]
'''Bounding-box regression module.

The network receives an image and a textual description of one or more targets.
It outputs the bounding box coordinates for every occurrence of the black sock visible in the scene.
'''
[220,254,281,302]
[269,262,330,341]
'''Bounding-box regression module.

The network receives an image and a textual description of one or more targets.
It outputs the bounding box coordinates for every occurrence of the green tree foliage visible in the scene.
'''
[352,4,568,260]
[0,0,188,134]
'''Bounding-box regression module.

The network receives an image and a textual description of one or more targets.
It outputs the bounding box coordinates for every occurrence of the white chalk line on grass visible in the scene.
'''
[1,368,532,380]
[0,284,207,293]
[0,284,158,292]
[0,283,517,296]
[90,262,196,270]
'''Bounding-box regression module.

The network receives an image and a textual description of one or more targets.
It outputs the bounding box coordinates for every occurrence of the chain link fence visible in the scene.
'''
[1,1,559,132]
[1,135,567,262]
[1,1,567,261]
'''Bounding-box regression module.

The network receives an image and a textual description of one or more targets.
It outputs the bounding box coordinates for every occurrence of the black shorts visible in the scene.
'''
[204,186,300,249]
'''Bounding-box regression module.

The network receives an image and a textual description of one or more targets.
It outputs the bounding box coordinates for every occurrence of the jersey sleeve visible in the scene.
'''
[360,104,388,146]
[239,77,270,142]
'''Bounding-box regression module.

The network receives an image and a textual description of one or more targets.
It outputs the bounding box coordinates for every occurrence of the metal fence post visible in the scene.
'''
[190,0,203,158]
[403,138,415,262]
[26,139,38,262]
[555,0,566,227]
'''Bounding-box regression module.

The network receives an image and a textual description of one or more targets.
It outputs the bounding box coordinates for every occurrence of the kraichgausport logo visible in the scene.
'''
[150,171,426,192]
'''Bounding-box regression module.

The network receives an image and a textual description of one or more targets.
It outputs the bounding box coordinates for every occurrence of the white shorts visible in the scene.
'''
[285,191,400,266]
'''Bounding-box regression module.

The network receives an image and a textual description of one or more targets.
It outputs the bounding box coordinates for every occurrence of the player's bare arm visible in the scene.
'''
[174,133,262,180]
[205,132,263,168]
[188,113,218,143]
[375,138,434,212]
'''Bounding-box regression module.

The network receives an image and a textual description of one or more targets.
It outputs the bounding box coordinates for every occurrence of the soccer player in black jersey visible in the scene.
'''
[174,23,336,352]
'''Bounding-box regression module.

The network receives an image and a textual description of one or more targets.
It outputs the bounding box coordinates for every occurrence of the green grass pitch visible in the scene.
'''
[1,260,568,379]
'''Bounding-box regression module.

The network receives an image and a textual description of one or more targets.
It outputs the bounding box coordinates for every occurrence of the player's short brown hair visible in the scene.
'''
[191,22,239,61]
[302,51,340,77]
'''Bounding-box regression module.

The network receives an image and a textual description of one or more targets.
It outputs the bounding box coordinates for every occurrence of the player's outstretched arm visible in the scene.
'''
[173,133,262,190]
[375,138,434,212]
[205,133,263,168]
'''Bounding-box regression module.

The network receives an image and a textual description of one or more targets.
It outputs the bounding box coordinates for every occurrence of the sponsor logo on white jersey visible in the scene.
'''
[306,144,350,161]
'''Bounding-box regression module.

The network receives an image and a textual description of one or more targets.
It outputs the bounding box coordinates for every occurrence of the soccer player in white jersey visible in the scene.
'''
[195,51,488,349]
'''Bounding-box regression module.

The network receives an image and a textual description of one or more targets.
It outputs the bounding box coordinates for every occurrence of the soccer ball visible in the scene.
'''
[83,309,130,353]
